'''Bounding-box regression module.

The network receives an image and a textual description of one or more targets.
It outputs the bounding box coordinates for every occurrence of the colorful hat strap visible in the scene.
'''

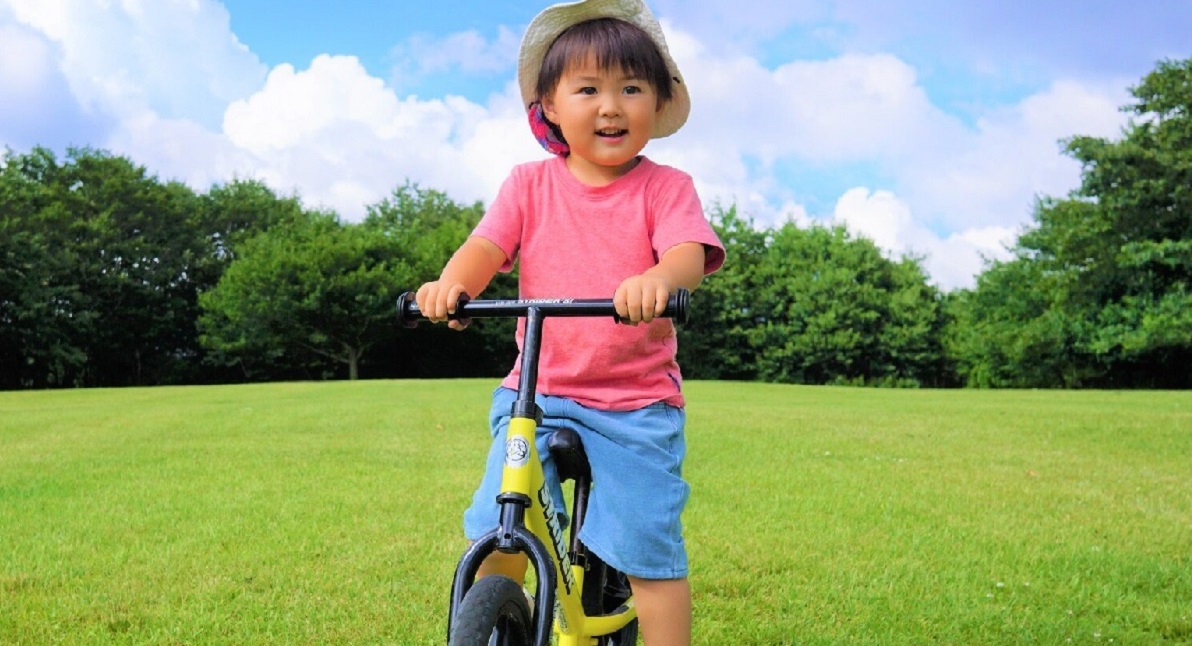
[528,101,570,156]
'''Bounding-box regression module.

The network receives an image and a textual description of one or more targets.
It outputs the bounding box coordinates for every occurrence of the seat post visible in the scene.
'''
[570,473,591,561]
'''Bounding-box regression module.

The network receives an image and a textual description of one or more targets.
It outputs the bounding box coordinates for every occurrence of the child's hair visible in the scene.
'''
[534,17,675,104]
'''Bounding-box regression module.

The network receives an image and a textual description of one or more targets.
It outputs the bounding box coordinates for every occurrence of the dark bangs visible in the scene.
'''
[535,18,675,102]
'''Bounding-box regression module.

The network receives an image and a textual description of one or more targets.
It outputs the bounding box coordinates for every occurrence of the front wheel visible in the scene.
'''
[448,575,533,646]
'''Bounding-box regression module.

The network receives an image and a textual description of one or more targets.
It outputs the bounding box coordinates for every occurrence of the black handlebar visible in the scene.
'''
[397,288,689,328]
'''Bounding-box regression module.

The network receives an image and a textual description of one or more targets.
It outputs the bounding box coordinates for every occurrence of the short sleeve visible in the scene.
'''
[649,169,726,275]
[472,169,524,273]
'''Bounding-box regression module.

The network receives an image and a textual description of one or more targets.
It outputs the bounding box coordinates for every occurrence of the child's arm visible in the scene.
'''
[416,236,507,330]
[614,242,707,325]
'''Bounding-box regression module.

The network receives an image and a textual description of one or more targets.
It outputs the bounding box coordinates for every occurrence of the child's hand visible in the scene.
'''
[415,281,470,330]
[614,273,673,325]
[614,243,708,325]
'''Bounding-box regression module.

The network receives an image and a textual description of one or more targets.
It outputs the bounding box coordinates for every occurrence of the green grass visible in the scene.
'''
[1,381,1189,644]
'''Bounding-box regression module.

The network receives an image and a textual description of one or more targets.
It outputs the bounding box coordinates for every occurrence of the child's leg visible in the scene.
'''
[553,397,691,644]
[476,551,528,584]
[628,576,691,646]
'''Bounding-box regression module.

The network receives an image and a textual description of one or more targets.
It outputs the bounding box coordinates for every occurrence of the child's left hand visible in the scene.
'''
[614,243,707,325]
[614,274,673,325]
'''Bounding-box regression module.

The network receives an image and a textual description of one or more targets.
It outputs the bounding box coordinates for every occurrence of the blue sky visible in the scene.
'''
[2,0,1189,288]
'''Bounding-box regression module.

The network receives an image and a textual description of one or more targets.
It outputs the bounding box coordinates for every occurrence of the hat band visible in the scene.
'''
[528,102,570,156]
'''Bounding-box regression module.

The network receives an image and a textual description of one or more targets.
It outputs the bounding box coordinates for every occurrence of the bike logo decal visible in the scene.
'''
[505,436,530,468]
[494,298,575,305]
[538,483,577,595]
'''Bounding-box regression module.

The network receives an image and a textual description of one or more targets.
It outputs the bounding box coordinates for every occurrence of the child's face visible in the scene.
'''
[543,54,660,184]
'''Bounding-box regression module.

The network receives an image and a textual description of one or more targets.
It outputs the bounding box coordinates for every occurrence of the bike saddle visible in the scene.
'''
[547,428,591,483]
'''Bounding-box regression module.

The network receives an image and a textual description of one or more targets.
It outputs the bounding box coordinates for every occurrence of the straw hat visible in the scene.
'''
[517,0,690,139]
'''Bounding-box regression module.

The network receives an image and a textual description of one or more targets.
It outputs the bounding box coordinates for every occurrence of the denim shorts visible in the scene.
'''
[462,387,689,580]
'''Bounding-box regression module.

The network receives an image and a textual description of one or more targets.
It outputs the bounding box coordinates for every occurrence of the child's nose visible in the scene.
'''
[598,95,621,117]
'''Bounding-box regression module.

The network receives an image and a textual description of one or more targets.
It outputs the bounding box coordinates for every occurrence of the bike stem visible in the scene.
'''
[511,307,546,423]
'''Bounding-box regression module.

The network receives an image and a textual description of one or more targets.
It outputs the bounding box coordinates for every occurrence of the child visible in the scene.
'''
[416,1,725,643]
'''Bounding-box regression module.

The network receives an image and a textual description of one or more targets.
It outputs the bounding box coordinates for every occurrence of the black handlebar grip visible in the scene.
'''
[669,287,689,326]
[396,292,418,328]
[453,292,472,328]
[396,291,472,328]
[618,288,688,325]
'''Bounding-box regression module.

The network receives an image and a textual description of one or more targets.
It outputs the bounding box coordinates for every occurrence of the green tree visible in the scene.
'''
[198,183,506,381]
[199,178,306,265]
[188,179,308,382]
[748,223,945,386]
[0,147,212,388]
[943,257,1090,388]
[199,210,411,380]
[364,182,517,378]
[950,58,1192,387]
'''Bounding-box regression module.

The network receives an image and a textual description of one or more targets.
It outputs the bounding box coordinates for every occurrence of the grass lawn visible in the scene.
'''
[1,381,1189,644]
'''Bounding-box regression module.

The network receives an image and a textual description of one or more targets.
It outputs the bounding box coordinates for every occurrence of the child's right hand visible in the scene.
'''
[415,281,471,330]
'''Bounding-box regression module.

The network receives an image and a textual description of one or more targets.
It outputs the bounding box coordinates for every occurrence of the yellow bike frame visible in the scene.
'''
[502,415,637,645]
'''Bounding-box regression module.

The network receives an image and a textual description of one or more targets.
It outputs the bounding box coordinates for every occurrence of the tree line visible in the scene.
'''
[2,59,1188,390]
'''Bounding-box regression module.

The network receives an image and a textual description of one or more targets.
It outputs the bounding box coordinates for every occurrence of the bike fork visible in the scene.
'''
[448,514,557,645]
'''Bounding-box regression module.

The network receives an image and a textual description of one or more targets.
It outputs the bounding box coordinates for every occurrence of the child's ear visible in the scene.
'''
[542,99,558,122]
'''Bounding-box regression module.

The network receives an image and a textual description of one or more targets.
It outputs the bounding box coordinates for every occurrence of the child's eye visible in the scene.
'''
[579,87,598,95]
[623,85,642,95]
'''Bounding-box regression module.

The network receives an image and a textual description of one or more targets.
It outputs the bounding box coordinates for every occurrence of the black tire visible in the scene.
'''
[448,575,533,646]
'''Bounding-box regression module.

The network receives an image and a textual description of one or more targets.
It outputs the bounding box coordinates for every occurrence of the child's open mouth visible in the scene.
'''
[596,128,628,138]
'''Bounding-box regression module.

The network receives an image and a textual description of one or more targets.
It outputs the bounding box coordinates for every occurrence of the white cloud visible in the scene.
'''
[652,0,827,51]
[663,21,959,166]
[0,15,110,150]
[220,55,544,218]
[393,26,520,76]
[224,56,405,154]
[3,0,264,126]
[105,108,257,189]
[770,54,948,161]
[654,17,1129,288]
[0,1,1135,290]
[0,21,58,133]
[833,187,912,254]
[898,79,1128,232]
[821,74,1128,288]
[0,22,52,98]
[831,187,1016,289]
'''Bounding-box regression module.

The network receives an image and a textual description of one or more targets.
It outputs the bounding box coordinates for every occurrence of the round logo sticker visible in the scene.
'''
[505,437,530,468]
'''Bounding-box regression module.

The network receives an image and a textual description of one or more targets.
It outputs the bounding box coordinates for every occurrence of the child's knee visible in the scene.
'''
[477,550,529,583]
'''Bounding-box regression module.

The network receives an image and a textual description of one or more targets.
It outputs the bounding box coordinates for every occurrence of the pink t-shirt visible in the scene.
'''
[473,156,725,411]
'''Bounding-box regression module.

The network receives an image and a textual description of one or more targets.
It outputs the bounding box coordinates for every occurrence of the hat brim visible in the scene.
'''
[517,0,690,139]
